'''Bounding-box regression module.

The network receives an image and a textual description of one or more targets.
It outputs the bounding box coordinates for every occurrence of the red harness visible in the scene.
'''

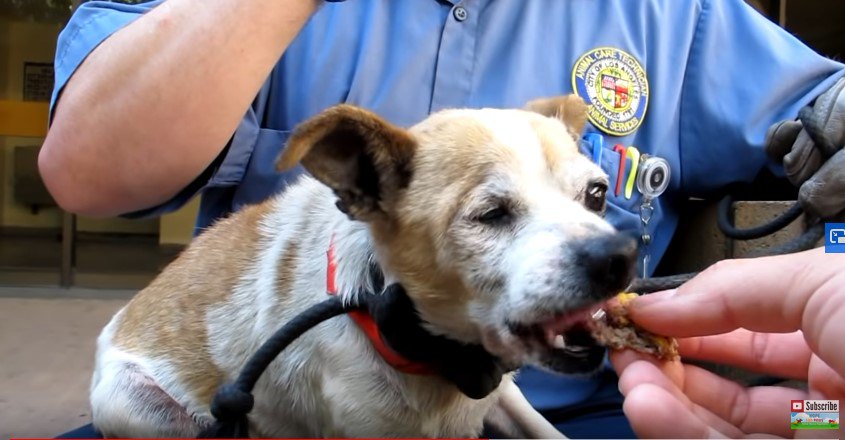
[326,239,435,375]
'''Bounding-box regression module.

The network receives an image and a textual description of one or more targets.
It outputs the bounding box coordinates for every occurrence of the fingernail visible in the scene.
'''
[632,289,677,308]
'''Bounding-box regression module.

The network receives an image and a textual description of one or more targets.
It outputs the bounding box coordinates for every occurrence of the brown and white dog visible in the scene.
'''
[90,95,637,438]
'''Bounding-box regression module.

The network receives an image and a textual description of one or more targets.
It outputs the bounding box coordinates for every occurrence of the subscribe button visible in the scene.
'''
[791,399,840,430]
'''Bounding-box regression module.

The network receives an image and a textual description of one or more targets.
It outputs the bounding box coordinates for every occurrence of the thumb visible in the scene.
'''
[764,119,802,161]
[783,129,824,186]
[799,148,845,219]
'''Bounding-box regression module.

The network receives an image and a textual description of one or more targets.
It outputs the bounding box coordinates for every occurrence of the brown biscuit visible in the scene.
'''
[589,293,680,361]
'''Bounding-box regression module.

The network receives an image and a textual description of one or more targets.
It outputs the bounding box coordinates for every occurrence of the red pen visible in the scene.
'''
[613,144,627,197]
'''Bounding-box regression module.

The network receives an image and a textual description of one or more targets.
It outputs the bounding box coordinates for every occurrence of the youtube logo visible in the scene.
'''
[792,400,804,412]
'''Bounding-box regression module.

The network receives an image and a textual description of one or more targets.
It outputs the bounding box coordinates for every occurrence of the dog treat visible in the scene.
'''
[589,292,679,361]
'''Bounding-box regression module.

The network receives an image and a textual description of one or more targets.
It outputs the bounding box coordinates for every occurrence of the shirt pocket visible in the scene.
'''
[230,128,299,210]
[591,140,646,206]
[580,138,643,235]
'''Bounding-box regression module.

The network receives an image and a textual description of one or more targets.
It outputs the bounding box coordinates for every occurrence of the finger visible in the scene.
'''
[678,329,812,380]
[783,129,823,185]
[623,383,733,439]
[610,349,683,384]
[680,363,808,438]
[628,248,845,375]
[808,355,845,399]
[764,120,803,161]
[617,359,745,437]
[610,349,652,375]
[619,358,809,438]
[799,148,845,219]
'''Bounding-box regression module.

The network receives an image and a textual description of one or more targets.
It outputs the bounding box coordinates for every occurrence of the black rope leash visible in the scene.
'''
[198,283,507,438]
[199,298,354,438]
[631,220,824,293]
[717,196,804,240]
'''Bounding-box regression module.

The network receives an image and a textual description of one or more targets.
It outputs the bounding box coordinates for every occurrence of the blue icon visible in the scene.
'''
[825,223,845,253]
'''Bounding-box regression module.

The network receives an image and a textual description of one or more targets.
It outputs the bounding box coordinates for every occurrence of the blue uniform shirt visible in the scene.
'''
[52,0,844,437]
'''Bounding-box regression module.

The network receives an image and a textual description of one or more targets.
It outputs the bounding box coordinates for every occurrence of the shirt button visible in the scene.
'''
[453,6,468,22]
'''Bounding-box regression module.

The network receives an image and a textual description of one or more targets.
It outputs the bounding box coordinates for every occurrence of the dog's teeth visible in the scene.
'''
[553,334,567,349]
[591,309,606,321]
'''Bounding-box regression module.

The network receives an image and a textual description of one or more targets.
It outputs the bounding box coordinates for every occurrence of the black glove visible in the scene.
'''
[765,77,845,220]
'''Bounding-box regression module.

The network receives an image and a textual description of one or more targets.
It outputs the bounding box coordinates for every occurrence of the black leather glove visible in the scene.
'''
[765,77,845,220]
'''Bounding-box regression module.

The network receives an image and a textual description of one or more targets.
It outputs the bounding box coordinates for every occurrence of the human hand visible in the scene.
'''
[610,247,845,438]
[765,77,845,221]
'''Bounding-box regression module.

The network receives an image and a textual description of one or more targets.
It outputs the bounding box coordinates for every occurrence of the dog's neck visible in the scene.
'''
[327,230,435,376]
[327,220,509,399]
[328,220,386,304]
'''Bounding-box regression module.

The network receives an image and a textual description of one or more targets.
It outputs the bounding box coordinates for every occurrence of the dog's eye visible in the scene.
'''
[476,206,511,225]
[585,182,607,212]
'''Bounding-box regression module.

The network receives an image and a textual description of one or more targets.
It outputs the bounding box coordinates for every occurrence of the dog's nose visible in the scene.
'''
[576,231,638,294]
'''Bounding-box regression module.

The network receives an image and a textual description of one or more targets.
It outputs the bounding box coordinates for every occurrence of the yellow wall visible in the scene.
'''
[0,18,199,242]
[159,196,200,245]
[0,18,12,100]
[0,19,66,228]
[1,17,10,223]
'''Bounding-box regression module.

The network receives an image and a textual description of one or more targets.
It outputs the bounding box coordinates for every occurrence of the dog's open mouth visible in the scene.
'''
[508,303,609,374]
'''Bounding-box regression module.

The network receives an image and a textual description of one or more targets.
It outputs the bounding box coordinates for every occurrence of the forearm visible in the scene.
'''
[40,0,320,216]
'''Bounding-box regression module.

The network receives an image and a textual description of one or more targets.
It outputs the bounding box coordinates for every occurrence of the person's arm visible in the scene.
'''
[39,0,320,217]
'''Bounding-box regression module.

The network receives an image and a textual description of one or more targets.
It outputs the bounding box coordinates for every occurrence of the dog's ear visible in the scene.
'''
[524,95,589,140]
[277,104,416,221]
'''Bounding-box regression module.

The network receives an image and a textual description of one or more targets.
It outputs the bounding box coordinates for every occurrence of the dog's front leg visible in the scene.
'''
[484,380,568,439]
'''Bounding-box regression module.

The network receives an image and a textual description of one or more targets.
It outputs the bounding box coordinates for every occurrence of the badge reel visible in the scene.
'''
[636,155,670,278]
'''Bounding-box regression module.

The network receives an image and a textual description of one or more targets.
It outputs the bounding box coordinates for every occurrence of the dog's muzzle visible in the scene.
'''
[507,232,637,374]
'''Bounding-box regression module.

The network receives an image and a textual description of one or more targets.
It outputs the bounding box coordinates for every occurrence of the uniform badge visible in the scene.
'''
[572,47,649,136]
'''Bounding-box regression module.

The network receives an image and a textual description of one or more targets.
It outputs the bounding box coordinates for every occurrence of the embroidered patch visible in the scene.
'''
[572,47,650,137]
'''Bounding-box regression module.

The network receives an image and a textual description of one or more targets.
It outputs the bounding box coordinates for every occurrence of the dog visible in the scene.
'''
[89,95,637,438]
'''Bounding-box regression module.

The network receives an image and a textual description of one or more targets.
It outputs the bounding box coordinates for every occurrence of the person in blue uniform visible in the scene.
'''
[41,0,845,438]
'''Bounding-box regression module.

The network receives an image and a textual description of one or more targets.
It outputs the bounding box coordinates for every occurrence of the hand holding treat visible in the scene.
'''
[609,248,845,439]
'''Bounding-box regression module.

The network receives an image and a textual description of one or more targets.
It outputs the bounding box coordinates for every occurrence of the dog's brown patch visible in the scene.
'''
[114,201,272,405]
[378,101,587,340]
[524,95,589,138]
[524,95,589,174]
[275,231,303,297]
[529,116,582,172]
[370,113,514,336]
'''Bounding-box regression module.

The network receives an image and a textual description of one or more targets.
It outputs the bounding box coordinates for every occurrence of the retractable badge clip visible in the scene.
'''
[636,155,670,278]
